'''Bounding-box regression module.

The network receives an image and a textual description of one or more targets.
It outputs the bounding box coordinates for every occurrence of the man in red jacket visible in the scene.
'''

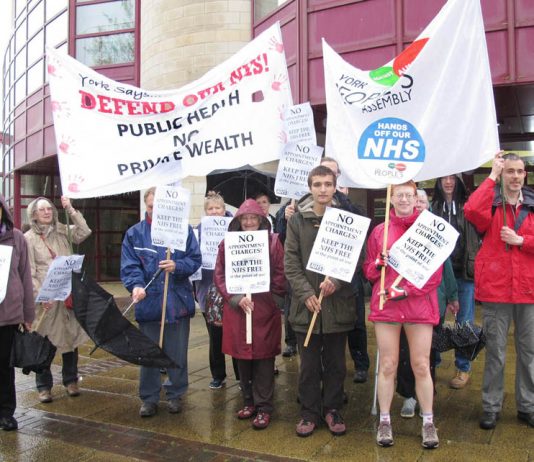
[464,152,534,430]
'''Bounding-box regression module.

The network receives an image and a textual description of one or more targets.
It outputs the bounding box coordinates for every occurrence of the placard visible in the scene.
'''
[200,215,231,269]
[36,255,85,302]
[224,230,270,294]
[151,185,191,251]
[306,207,370,282]
[388,210,459,289]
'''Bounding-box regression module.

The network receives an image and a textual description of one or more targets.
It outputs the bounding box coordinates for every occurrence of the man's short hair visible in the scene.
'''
[254,192,270,203]
[320,156,341,175]
[503,152,524,166]
[144,187,156,202]
[391,180,417,196]
[308,165,337,188]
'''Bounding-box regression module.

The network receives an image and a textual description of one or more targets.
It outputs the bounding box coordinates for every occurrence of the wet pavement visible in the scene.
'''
[2,283,533,461]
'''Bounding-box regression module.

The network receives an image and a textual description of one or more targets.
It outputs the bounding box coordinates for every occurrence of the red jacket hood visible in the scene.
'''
[228,199,271,232]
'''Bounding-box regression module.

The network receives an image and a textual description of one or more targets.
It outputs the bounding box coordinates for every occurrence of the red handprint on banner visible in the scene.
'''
[271,74,288,92]
[269,36,284,53]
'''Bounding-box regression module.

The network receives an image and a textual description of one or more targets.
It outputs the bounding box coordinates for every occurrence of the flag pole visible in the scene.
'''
[159,248,171,348]
[379,185,392,310]
[303,276,329,347]
[501,176,509,252]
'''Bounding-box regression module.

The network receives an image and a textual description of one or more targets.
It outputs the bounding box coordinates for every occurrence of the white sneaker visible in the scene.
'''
[401,397,417,418]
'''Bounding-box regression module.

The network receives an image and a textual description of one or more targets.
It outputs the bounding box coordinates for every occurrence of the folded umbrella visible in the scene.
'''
[432,321,486,361]
[71,272,176,368]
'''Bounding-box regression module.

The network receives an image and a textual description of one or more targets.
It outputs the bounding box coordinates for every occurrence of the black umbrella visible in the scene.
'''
[206,164,280,208]
[71,272,177,368]
[432,321,486,361]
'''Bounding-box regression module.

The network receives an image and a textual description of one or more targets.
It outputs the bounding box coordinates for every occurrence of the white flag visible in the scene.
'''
[324,0,499,188]
[47,22,293,198]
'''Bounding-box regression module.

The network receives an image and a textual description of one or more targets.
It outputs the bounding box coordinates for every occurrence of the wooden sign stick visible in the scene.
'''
[303,276,329,347]
[159,248,171,348]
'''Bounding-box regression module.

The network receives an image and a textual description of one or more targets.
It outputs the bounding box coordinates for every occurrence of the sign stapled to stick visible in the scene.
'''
[36,255,85,302]
[151,186,191,251]
[200,216,231,270]
[387,210,459,289]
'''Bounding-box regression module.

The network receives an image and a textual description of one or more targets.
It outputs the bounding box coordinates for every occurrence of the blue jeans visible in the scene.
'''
[455,278,475,372]
[139,318,190,404]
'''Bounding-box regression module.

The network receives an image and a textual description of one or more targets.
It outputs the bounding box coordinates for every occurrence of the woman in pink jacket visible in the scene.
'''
[363,181,442,450]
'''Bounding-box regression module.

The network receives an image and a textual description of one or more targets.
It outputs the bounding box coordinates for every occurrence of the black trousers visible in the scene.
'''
[296,331,347,424]
[284,287,297,347]
[203,314,239,381]
[396,328,436,399]
[347,277,370,371]
[35,349,78,391]
[237,357,275,414]
[0,325,16,418]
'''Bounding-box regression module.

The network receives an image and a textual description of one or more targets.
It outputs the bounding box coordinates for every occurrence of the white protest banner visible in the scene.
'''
[0,245,13,304]
[151,186,190,251]
[46,23,293,198]
[306,207,370,282]
[36,255,85,302]
[282,102,317,145]
[224,230,270,294]
[323,0,499,188]
[274,142,324,199]
[200,215,231,269]
[189,228,202,282]
[388,210,459,289]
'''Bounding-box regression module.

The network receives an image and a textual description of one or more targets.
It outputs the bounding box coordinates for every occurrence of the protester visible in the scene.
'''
[0,195,35,431]
[195,191,239,389]
[25,196,91,403]
[464,152,534,430]
[396,189,459,418]
[321,157,369,384]
[254,192,275,227]
[432,174,480,389]
[285,165,358,437]
[214,199,286,430]
[121,187,201,417]
[364,181,442,449]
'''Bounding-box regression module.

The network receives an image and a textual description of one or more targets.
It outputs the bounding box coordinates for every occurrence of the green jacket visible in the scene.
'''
[284,194,357,334]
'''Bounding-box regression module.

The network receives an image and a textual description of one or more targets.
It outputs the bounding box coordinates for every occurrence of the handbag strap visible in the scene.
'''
[40,234,57,259]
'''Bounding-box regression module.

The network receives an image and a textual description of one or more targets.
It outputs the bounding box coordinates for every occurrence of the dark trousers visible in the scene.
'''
[296,331,347,424]
[35,349,78,391]
[237,357,275,414]
[0,325,16,418]
[396,329,436,399]
[284,288,297,347]
[202,314,239,381]
[347,277,369,371]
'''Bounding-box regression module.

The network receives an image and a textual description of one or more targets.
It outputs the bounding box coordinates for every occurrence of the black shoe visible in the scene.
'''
[479,411,499,429]
[517,411,534,427]
[353,369,368,383]
[139,402,157,418]
[168,399,182,414]
[282,345,297,357]
[0,416,18,431]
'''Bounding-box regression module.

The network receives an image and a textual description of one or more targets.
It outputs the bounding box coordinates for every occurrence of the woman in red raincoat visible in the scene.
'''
[363,181,442,450]
[214,199,286,430]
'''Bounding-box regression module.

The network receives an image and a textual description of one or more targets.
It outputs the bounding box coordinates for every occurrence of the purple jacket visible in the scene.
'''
[0,195,35,326]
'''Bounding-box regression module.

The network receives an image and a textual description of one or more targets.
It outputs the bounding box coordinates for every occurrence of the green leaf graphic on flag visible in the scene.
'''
[369,66,399,87]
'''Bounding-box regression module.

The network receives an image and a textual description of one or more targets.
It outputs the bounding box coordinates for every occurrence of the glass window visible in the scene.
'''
[254,0,287,22]
[15,51,26,80]
[28,1,44,38]
[46,0,68,20]
[15,77,26,106]
[28,30,44,65]
[76,0,135,35]
[27,59,44,95]
[76,32,134,66]
[45,13,68,48]
[15,22,26,53]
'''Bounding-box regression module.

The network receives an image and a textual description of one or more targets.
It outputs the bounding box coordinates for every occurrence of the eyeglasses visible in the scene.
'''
[37,207,53,213]
[393,193,415,200]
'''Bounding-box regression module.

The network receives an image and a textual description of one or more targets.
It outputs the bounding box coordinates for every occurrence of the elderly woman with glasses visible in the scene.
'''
[363,181,442,450]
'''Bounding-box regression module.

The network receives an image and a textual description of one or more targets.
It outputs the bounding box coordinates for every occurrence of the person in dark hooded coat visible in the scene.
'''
[0,195,35,431]
[214,199,286,430]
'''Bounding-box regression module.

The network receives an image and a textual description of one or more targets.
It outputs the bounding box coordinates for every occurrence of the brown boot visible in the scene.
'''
[449,370,470,389]
[66,382,80,397]
[38,389,52,403]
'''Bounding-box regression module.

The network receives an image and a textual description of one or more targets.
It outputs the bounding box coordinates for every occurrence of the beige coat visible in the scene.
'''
[24,198,91,353]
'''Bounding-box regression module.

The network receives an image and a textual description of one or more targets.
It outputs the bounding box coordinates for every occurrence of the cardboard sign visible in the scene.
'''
[388,210,459,289]
[189,228,202,282]
[282,102,317,144]
[200,216,231,270]
[224,230,270,294]
[306,207,370,282]
[0,245,13,304]
[274,142,324,199]
[36,255,84,302]
[151,186,191,251]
